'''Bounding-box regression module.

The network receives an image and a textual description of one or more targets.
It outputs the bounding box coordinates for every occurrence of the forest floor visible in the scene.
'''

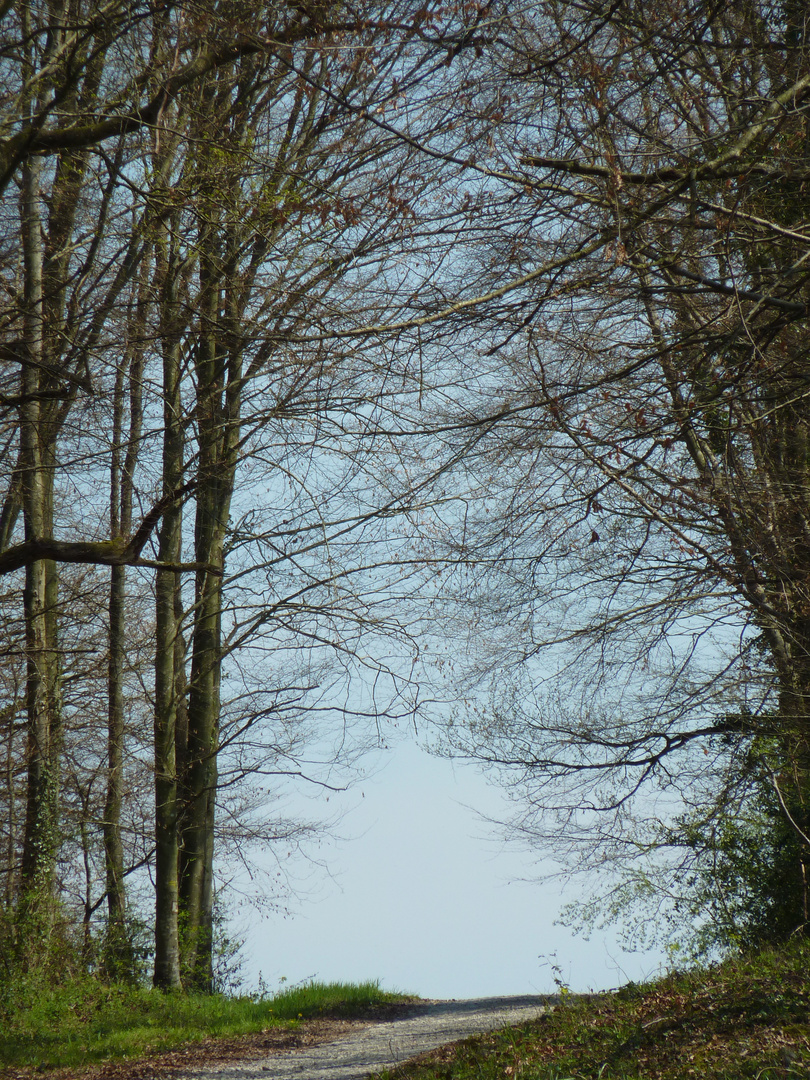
[0,999,551,1080]
[0,1006,393,1080]
[376,940,810,1080]
[3,941,810,1080]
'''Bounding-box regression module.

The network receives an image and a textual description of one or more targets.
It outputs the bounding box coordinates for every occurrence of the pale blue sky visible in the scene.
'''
[240,739,666,999]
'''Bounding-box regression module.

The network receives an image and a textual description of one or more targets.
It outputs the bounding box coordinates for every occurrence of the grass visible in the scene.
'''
[376,938,810,1080]
[0,977,412,1072]
[269,979,411,1017]
[5,941,810,1078]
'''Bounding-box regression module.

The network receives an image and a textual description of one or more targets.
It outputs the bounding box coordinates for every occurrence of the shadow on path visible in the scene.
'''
[184,996,555,1080]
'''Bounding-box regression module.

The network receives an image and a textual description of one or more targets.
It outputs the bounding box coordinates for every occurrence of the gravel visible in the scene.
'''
[179,996,554,1080]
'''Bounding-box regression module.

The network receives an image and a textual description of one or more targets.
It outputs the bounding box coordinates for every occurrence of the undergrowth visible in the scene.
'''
[377,938,810,1080]
[0,977,411,1072]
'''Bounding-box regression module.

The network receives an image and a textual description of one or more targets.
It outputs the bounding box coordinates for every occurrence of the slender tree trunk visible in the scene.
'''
[105,351,127,952]
[105,563,127,926]
[179,244,241,991]
[104,255,147,972]
[1,691,24,904]
[152,242,184,990]
[18,152,61,932]
[153,552,182,989]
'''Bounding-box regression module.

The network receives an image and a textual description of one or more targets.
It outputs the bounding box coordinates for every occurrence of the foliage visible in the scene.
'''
[559,735,809,962]
[376,940,810,1080]
[100,916,154,986]
[662,764,808,958]
[208,899,246,997]
[0,898,91,990]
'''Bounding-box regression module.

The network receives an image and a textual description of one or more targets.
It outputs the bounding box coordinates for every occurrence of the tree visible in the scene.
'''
[0,0,501,986]
[418,0,810,949]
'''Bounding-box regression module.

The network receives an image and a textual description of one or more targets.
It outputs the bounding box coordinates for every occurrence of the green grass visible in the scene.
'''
[270,979,411,1017]
[0,977,412,1072]
[375,939,810,1080]
[7,942,810,1079]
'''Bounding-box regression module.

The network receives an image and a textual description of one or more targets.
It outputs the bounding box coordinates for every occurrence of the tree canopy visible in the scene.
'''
[2,0,810,985]
[417,0,810,952]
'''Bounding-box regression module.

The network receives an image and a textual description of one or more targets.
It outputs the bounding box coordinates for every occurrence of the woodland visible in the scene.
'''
[2,0,810,998]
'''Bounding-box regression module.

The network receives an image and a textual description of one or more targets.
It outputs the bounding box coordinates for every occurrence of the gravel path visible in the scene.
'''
[182,996,554,1080]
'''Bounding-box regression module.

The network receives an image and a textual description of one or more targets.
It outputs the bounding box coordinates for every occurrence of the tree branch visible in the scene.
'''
[0,478,214,574]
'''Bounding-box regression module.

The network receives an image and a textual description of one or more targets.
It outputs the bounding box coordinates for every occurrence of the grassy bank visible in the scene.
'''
[378,939,810,1080]
[6,943,810,1078]
[0,978,411,1072]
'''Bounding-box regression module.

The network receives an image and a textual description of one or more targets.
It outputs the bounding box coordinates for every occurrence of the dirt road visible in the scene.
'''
[180,996,553,1080]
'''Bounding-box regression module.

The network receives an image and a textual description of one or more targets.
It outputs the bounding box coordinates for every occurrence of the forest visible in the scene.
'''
[2,0,810,1002]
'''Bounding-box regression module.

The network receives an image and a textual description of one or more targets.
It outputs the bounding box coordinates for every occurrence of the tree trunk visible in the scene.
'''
[179,239,240,991]
[18,152,61,933]
[104,252,147,973]
[152,244,184,991]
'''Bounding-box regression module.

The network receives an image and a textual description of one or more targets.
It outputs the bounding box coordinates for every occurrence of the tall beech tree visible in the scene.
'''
[420,0,810,948]
[7,0,810,974]
[0,0,500,986]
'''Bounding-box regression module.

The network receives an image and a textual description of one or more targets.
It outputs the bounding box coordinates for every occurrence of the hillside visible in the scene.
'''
[379,940,810,1080]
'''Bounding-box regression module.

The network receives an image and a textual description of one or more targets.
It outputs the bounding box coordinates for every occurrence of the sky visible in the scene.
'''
[238,738,667,1000]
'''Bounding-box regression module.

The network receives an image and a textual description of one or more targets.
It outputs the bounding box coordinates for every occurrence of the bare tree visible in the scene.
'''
[412,0,810,947]
[0,0,503,986]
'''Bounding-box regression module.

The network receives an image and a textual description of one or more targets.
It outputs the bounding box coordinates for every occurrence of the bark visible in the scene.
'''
[179,227,241,990]
[152,223,185,991]
[105,562,127,932]
[153,447,183,986]
[15,0,111,926]
[104,250,148,964]
[1,692,23,904]
[18,150,61,924]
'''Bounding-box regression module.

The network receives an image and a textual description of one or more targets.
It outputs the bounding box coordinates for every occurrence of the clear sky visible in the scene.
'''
[239,738,666,1000]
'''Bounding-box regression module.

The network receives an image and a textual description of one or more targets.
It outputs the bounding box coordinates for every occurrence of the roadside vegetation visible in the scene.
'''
[3,938,810,1079]
[0,978,411,1073]
[378,940,810,1080]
